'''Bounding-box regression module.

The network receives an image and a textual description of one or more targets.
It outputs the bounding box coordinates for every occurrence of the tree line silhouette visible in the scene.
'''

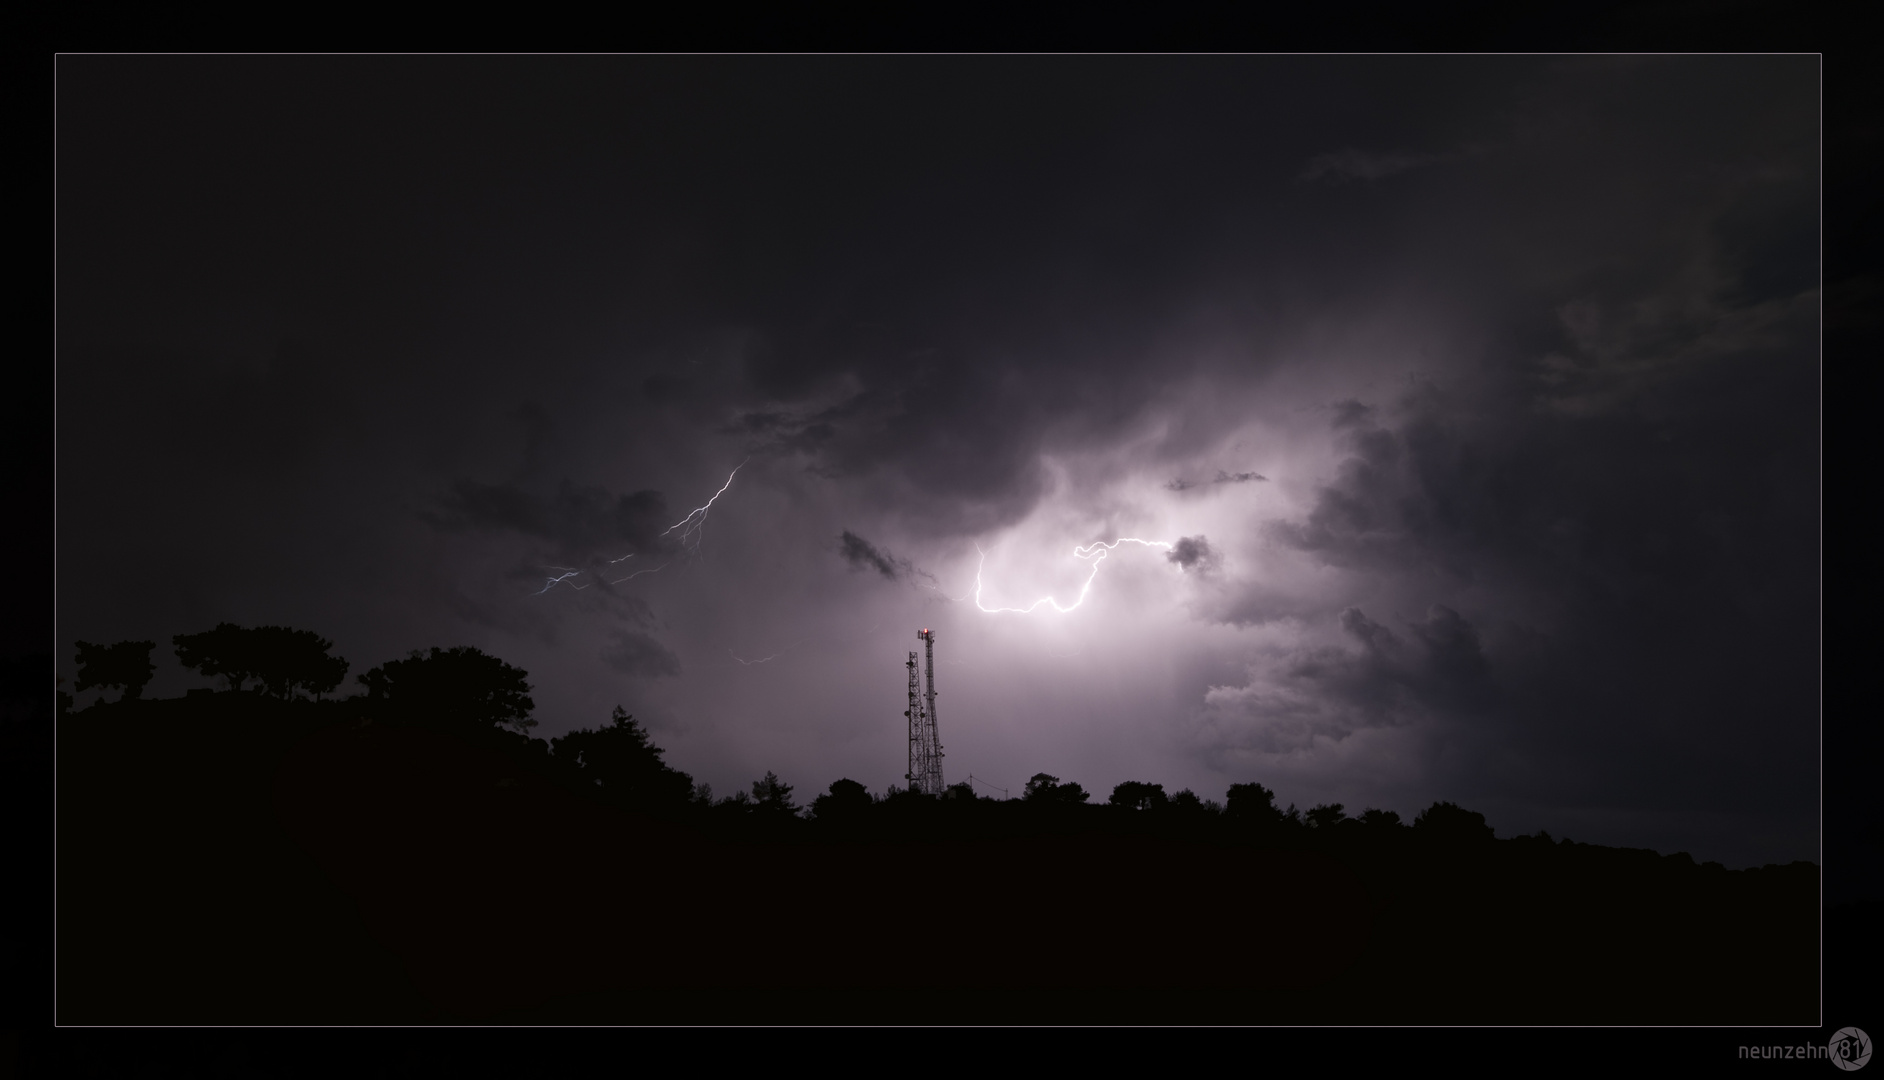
[57,625,1820,1024]
[63,625,1787,856]
[62,628,1550,845]
[72,625,347,703]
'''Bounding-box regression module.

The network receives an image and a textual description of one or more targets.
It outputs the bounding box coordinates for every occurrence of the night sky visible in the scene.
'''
[55,57,1823,871]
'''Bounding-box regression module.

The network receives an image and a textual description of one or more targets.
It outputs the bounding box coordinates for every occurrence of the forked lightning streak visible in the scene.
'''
[532,461,747,595]
[973,538,1175,614]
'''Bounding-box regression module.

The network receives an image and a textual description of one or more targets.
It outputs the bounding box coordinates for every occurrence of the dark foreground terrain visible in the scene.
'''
[55,695,1820,1025]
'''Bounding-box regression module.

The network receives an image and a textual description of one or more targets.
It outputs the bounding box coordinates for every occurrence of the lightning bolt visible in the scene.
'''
[728,649,785,665]
[607,562,669,585]
[531,462,747,596]
[973,538,1175,614]
[661,458,748,555]
[534,567,588,595]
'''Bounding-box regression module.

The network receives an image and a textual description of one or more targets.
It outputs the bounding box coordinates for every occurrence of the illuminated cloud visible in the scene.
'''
[54,57,1823,872]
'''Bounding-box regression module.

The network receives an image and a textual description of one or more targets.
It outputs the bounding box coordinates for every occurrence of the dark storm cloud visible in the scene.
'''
[1210,56,1820,839]
[1298,148,1448,183]
[729,364,1060,536]
[1292,607,1412,729]
[432,552,671,651]
[1324,605,1488,709]
[1262,418,1414,573]
[427,480,670,564]
[1205,604,1494,753]
[1319,605,1495,724]
[836,531,900,580]
[423,478,685,657]
[1233,272,1817,816]
[1338,607,1398,654]
[1406,604,1488,688]
[1330,400,1374,429]
[1165,535,1222,574]
[1166,471,1266,493]
[599,629,681,679]
[836,530,933,586]
[512,402,556,477]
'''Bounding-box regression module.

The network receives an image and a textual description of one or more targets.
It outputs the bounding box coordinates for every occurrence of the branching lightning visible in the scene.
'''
[529,461,748,596]
[973,538,1175,614]
[534,567,589,595]
[661,458,748,555]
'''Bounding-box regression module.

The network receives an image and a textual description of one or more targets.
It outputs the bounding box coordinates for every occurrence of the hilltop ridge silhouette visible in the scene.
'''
[54,629,1820,1024]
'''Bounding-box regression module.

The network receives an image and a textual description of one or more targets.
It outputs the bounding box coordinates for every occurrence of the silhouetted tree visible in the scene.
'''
[1357,808,1403,830]
[877,783,932,808]
[1225,781,1285,826]
[173,623,348,698]
[1306,803,1349,829]
[1023,773,1089,804]
[701,787,757,830]
[1108,781,1168,811]
[356,646,536,736]
[1414,801,1495,843]
[174,624,259,692]
[1167,788,1223,821]
[251,626,349,699]
[750,771,797,817]
[811,778,874,820]
[73,640,156,701]
[549,706,693,812]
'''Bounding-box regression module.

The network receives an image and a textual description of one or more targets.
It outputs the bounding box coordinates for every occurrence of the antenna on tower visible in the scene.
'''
[903,628,945,795]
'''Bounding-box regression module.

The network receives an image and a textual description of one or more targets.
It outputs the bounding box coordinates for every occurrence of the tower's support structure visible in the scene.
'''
[904,628,945,794]
[905,650,925,789]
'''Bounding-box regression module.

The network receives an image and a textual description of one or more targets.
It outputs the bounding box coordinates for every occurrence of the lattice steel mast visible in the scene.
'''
[903,628,946,794]
[905,650,925,790]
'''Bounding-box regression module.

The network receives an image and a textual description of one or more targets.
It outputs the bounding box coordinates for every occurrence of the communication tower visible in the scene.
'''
[903,628,946,794]
[905,650,925,789]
